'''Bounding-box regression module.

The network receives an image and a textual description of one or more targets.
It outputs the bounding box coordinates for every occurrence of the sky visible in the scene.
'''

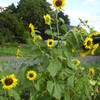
[0,0,100,31]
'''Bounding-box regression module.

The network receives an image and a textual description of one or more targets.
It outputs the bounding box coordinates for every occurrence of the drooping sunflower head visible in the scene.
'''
[28,23,35,35]
[72,47,75,53]
[88,68,94,77]
[80,50,90,57]
[53,0,65,10]
[91,43,99,55]
[84,37,93,50]
[16,49,20,59]
[47,39,54,47]
[26,70,37,81]
[1,74,17,90]
[44,14,51,25]
[33,35,42,43]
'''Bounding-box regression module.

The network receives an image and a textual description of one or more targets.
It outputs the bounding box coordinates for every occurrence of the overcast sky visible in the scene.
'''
[0,0,100,31]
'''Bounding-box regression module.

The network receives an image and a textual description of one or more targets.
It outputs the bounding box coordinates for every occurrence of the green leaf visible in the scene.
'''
[67,75,74,88]
[34,82,40,91]
[45,29,52,36]
[47,59,62,77]
[59,17,65,23]
[29,93,37,100]
[64,92,70,100]
[32,32,37,37]
[61,24,67,32]
[66,31,77,47]
[52,48,63,57]
[53,83,64,100]
[0,96,8,100]
[8,89,20,100]
[47,81,54,95]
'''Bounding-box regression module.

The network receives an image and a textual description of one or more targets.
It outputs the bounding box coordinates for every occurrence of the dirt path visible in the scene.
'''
[77,56,100,64]
[0,56,100,64]
[0,56,16,60]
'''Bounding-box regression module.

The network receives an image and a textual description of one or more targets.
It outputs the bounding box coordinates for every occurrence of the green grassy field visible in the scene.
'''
[0,44,34,56]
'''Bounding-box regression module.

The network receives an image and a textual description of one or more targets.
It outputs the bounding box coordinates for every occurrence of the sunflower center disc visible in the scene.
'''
[29,73,34,78]
[49,41,52,45]
[5,78,13,86]
[56,0,62,7]
[87,41,91,46]
[29,27,32,33]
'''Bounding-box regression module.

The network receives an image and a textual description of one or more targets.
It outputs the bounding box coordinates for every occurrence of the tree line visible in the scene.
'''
[0,0,70,45]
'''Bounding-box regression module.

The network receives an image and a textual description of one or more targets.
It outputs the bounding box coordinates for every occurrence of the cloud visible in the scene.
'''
[83,0,100,6]
[64,9,100,31]
[0,0,20,7]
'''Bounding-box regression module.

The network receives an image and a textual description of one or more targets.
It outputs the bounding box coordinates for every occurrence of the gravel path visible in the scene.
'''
[0,56,16,60]
[77,56,100,64]
[0,56,100,64]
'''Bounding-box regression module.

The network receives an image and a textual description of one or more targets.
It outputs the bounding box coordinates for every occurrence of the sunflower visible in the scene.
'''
[75,59,80,67]
[1,74,17,90]
[80,50,90,57]
[89,31,100,37]
[47,39,54,47]
[28,23,35,35]
[84,37,93,49]
[26,70,37,81]
[80,27,84,35]
[16,49,20,59]
[88,68,94,77]
[53,0,65,10]
[74,28,78,32]
[44,14,51,25]
[91,43,99,55]
[33,35,42,43]
[72,48,75,53]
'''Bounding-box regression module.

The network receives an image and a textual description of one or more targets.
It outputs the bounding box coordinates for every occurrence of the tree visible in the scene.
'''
[16,0,51,36]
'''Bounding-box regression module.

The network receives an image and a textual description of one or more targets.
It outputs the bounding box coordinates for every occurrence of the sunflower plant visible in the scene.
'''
[0,0,100,100]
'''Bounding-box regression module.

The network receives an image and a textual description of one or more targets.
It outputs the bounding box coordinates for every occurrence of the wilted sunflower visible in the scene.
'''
[84,37,93,49]
[88,68,94,77]
[53,0,65,10]
[91,43,99,55]
[47,39,54,47]
[26,70,37,81]
[33,35,42,43]
[44,14,51,25]
[1,74,17,90]
[28,23,35,35]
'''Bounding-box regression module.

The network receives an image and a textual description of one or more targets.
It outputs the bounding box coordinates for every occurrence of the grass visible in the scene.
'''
[0,44,34,56]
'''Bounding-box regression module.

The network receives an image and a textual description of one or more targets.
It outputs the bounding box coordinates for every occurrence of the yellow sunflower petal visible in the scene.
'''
[91,43,99,55]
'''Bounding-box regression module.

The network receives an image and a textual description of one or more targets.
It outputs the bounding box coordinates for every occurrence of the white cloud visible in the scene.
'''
[0,0,20,7]
[83,0,100,6]
[64,9,100,31]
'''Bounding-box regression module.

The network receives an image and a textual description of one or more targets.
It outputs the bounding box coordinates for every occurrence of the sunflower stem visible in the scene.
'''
[50,24,54,39]
[7,90,11,100]
[4,90,7,99]
[56,10,60,45]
